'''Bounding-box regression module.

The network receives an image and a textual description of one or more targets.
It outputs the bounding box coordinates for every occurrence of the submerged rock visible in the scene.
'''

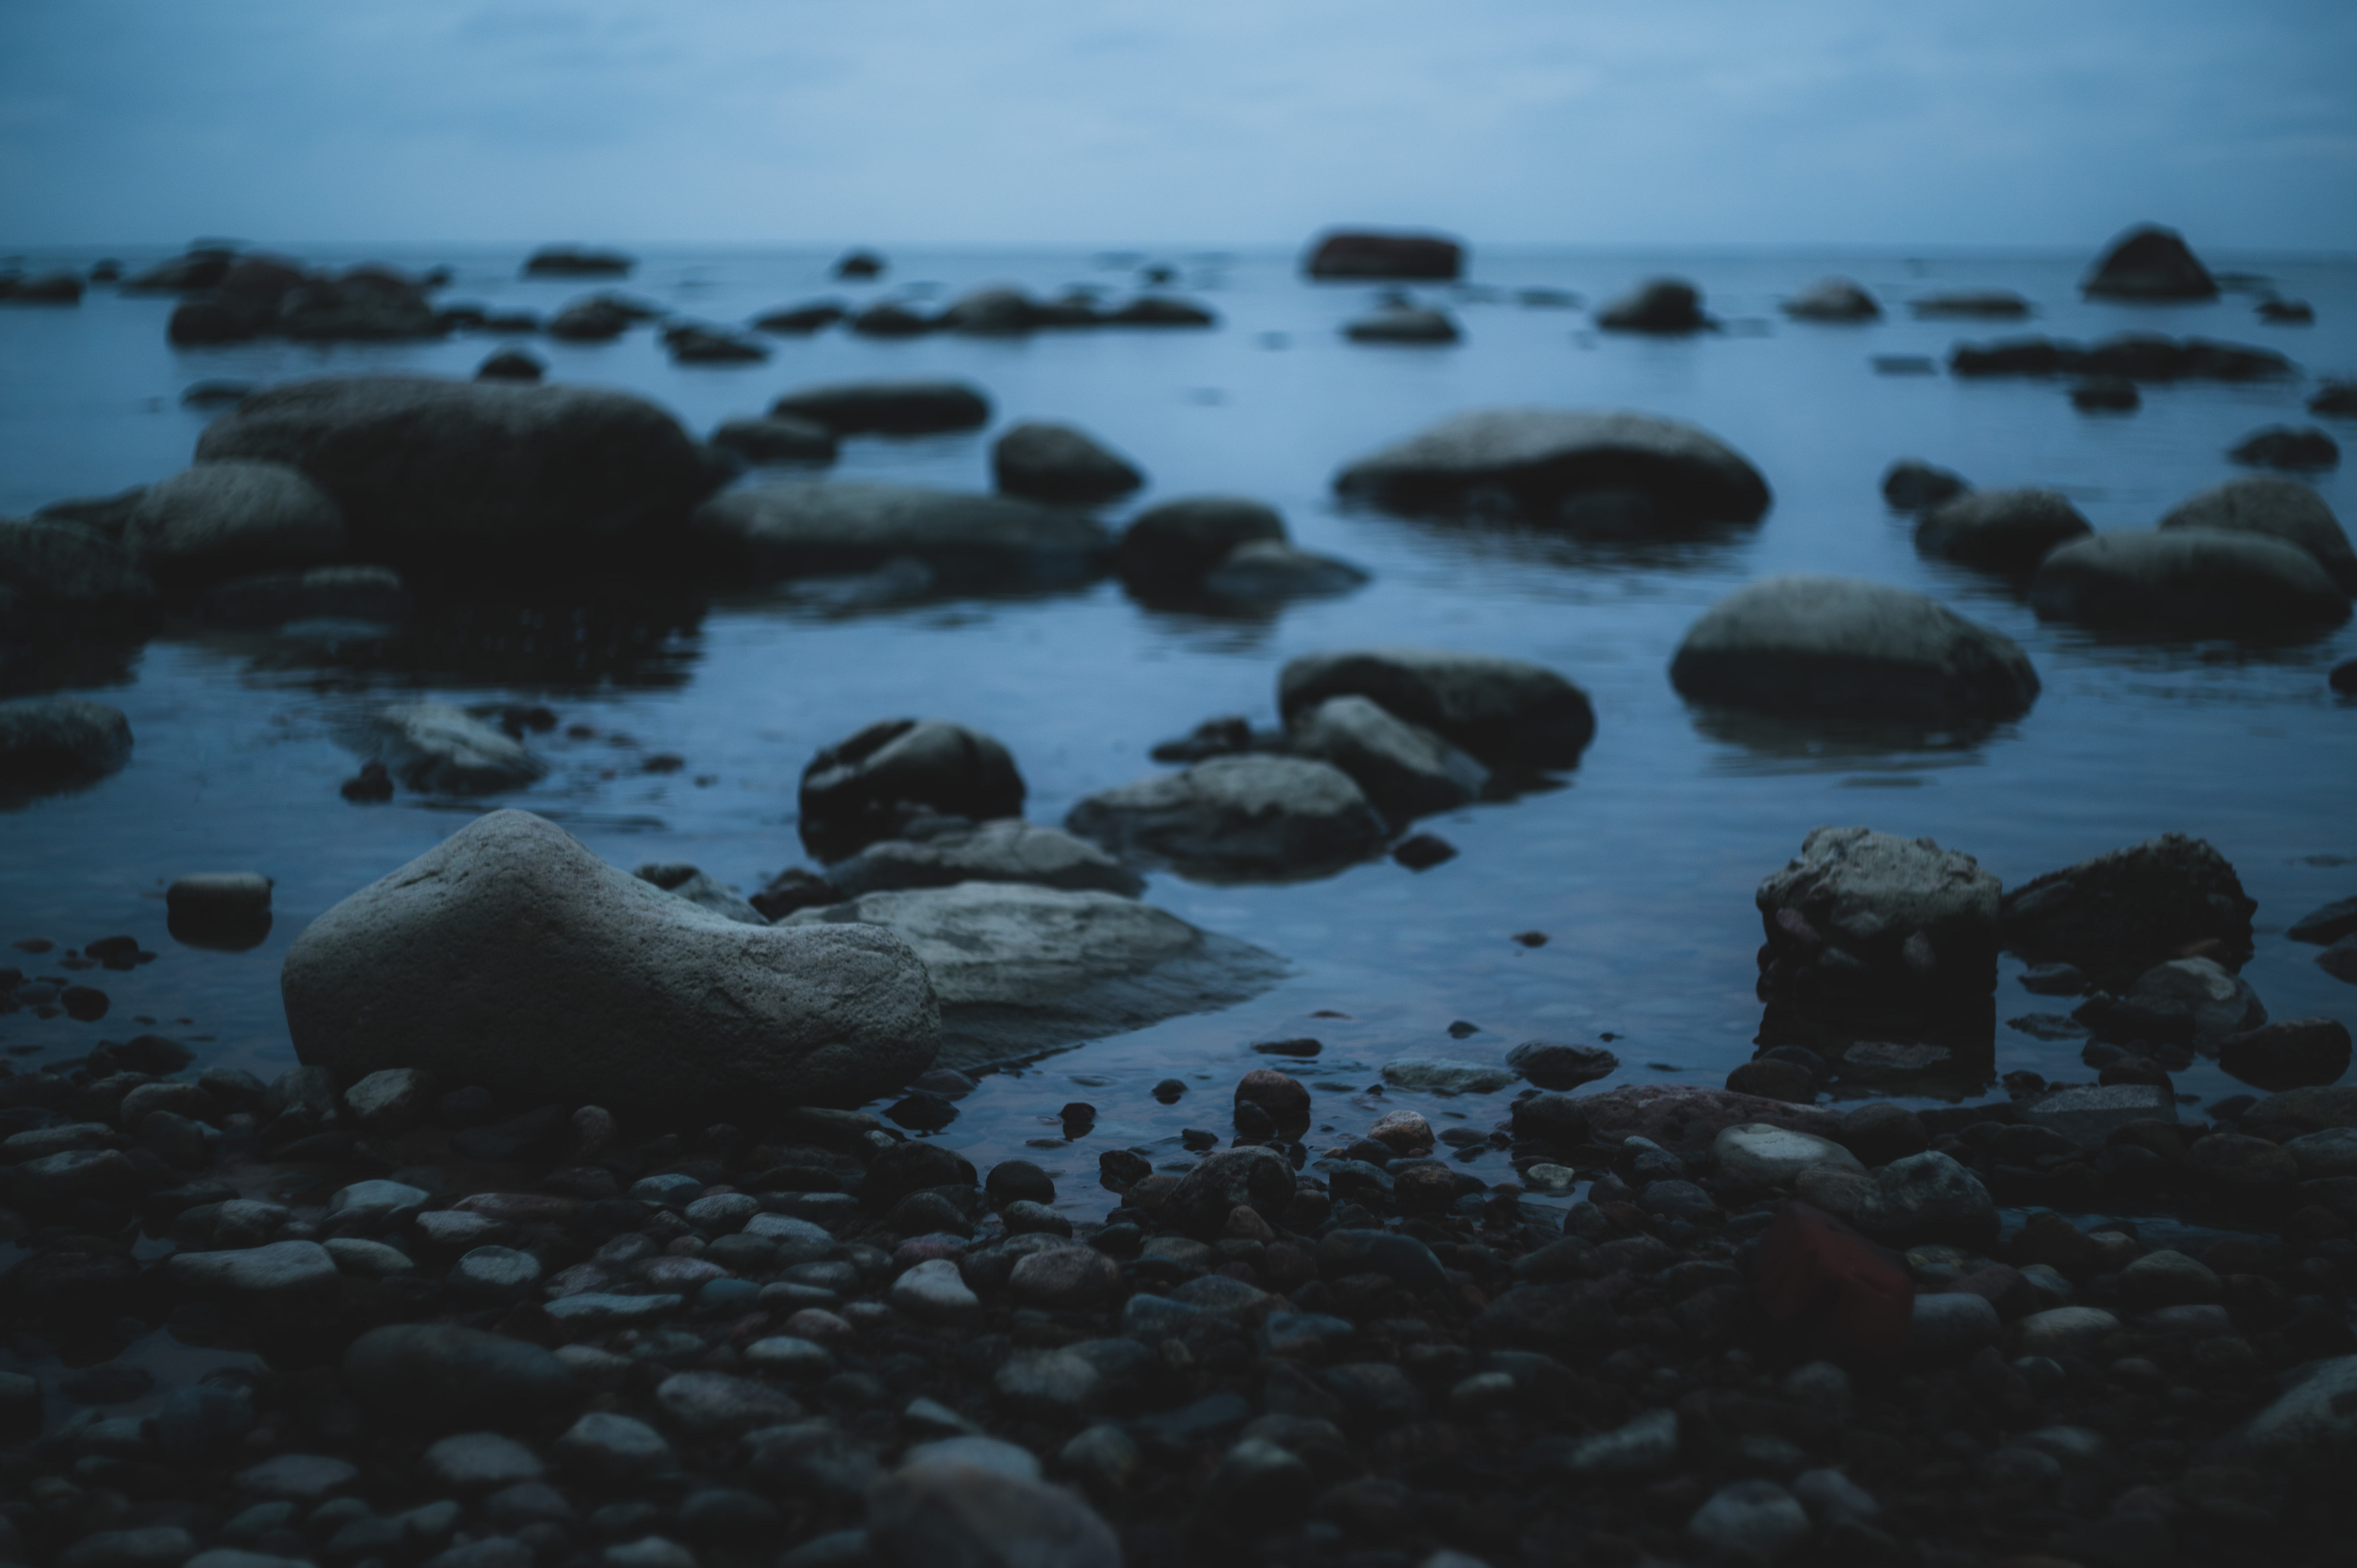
[1913,488,2092,576]
[2082,224,2218,301]
[689,483,1110,586]
[1670,576,2040,725]
[1334,408,1769,531]
[2157,477,2357,591]
[1756,826,2003,998]
[826,820,1145,899]
[1066,755,1387,882]
[360,703,546,794]
[2029,529,2349,634]
[282,809,941,1111]
[783,882,1283,1065]
[1277,647,1595,769]
[767,380,989,435]
[2001,833,2256,988]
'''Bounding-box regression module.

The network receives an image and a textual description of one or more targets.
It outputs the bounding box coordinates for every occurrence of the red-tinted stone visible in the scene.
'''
[1235,1069,1311,1131]
[1753,1201,1913,1362]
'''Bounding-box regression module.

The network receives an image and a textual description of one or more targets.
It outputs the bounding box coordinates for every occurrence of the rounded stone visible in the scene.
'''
[891,1259,982,1323]
[992,422,1143,505]
[1687,1480,1811,1563]
[2009,1306,2121,1358]
[1714,1123,1865,1186]
[423,1433,546,1490]
[1277,646,1596,769]
[2031,528,2350,634]
[451,1246,544,1301]
[342,1324,580,1430]
[1116,496,1287,591]
[126,462,345,584]
[2158,476,2357,591]
[1914,487,2093,574]
[553,1413,675,1478]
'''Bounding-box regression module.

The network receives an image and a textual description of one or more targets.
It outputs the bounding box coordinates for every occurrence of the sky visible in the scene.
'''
[2,0,2355,251]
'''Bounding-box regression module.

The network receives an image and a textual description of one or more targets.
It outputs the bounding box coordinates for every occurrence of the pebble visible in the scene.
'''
[554,1413,675,1478]
[169,1240,339,1295]
[890,1257,981,1322]
[234,1453,358,1501]
[423,1432,545,1490]
[542,1292,683,1329]
[1377,1057,1520,1093]
[342,1324,579,1429]
[1688,1479,1812,1562]
[324,1236,415,1276]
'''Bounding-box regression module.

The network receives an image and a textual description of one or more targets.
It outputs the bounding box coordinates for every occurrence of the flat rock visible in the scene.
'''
[1277,646,1595,768]
[1333,407,1769,530]
[2030,528,2350,633]
[1671,576,2040,725]
[769,381,990,434]
[2158,476,2357,591]
[360,703,546,794]
[1712,1123,1863,1186]
[689,482,1109,586]
[1066,755,1387,881]
[2020,1083,2176,1147]
[125,462,344,584]
[2131,957,2266,1045]
[1285,694,1488,826]
[826,819,1144,899]
[992,423,1142,505]
[342,1324,579,1429]
[0,697,134,796]
[1784,278,1880,322]
[1914,488,2092,575]
[169,1240,338,1296]
[1755,825,2001,997]
[283,809,940,1112]
[1378,1057,1519,1094]
[2001,833,2258,988]
[783,881,1281,1067]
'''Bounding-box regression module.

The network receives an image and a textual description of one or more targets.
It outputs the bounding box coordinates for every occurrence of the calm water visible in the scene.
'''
[3,242,2353,1210]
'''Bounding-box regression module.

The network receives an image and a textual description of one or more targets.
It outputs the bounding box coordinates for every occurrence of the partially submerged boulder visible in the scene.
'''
[1335,409,1769,531]
[1302,231,1463,281]
[1277,647,1595,769]
[710,416,838,466]
[2157,477,2357,591]
[0,697,134,799]
[1880,461,1969,513]
[2029,530,2349,634]
[783,881,1283,1066]
[283,810,940,1111]
[1115,498,1287,595]
[1343,308,1460,344]
[991,423,1143,505]
[767,381,989,435]
[359,703,547,795]
[2001,833,2257,988]
[1669,576,2040,725]
[689,483,1110,587]
[1199,541,1367,601]
[1066,755,1387,882]
[2082,225,2218,301]
[1913,488,2092,576]
[1756,826,2003,997]
[1284,695,1488,827]
[825,819,1145,900]
[799,720,1025,860]
[1596,279,1708,334]
[0,517,155,620]
[1782,278,1880,322]
[125,462,345,585]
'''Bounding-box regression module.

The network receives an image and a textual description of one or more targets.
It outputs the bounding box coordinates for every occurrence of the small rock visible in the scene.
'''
[1687,1479,1811,1563]
[1379,1057,1518,1093]
[554,1413,674,1478]
[891,1258,981,1322]
[423,1433,545,1490]
[170,1240,338,1296]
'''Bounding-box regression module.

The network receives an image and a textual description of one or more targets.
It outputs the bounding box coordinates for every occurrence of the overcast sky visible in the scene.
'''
[4,0,2354,251]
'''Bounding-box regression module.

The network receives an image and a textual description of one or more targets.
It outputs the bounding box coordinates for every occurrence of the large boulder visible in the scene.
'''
[192,377,725,571]
[1913,488,2092,575]
[0,518,155,619]
[783,882,1284,1066]
[2029,529,2349,633]
[0,697,133,799]
[688,483,1110,587]
[1595,278,1708,334]
[2157,477,2357,591]
[1200,541,1368,601]
[2230,425,2338,473]
[2082,225,2218,301]
[1756,826,2002,997]
[767,381,989,434]
[276,269,441,341]
[124,462,345,585]
[826,820,1145,900]
[2001,833,2257,988]
[1334,408,1770,531]
[1277,647,1595,769]
[282,811,940,1111]
[1065,755,1387,882]
[1284,695,1488,827]
[1302,231,1463,280]
[1669,576,2040,725]
[991,423,1143,505]
[1783,278,1880,322]
[799,720,1025,860]
[1880,461,1970,512]
[1115,498,1287,594]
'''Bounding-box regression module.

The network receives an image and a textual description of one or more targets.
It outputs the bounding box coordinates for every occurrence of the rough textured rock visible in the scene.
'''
[689,484,1110,585]
[826,820,1145,899]
[0,517,155,618]
[2130,957,2266,1046]
[283,809,941,1111]
[1277,647,1595,769]
[1913,488,2092,575]
[1576,1084,1845,1158]
[1881,461,1969,512]
[1334,408,1769,531]
[2157,476,2357,591]
[784,882,1281,1065]
[359,704,546,794]
[634,864,768,926]
[2001,833,2257,988]
[991,423,1142,505]
[1755,826,2003,997]
[0,697,134,797]
[1670,576,2040,725]
[1783,278,1880,322]
[2219,1018,2350,1091]
[1115,498,1288,593]
[1164,1147,1297,1238]
[1852,1151,1999,1247]
[1284,695,1488,826]
[1505,1040,1620,1090]
[1596,279,1708,334]
[1303,231,1463,280]
[2029,529,2350,633]
[2083,225,2218,301]
[767,381,988,435]
[192,377,724,572]
[798,720,1025,858]
[1065,755,1387,881]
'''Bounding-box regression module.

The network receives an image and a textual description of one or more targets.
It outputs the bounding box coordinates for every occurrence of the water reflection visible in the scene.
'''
[1686,702,2012,773]
[1336,499,1755,575]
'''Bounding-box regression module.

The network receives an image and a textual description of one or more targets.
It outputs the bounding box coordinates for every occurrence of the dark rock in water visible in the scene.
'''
[2082,224,2218,301]
[34,486,148,539]
[2289,897,2357,945]
[799,719,1025,860]
[2320,934,2357,984]
[474,350,544,382]
[1783,278,1880,322]
[522,246,634,277]
[122,248,237,293]
[826,819,1145,899]
[753,301,847,334]
[1334,407,1770,531]
[2029,529,2350,634]
[345,1323,580,1429]
[848,301,935,337]
[1343,307,1460,344]
[2230,425,2339,472]
[2219,1019,2353,1092]
[1596,278,1708,333]
[1670,576,2040,724]
[1390,833,1456,871]
[2312,379,2357,417]
[195,376,725,573]
[278,268,443,341]
[125,462,345,585]
[711,416,838,466]
[691,483,1108,587]
[1949,333,2291,383]
[1149,716,1261,764]
[360,703,547,794]
[2259,297,2314,323]
[1756,826,2002,999]
[1507,1039,1619,1089]
[1117,497,1287,593]
[992,423,1143,505]
[0,697,133,797]
[1881,460,1969,512]
[2336,660,2357,695]
[2070,376,2139,411]
[182,380,255,408]
[635,863,768,926]
[2158,477,2357,591]
[833,249,886,280]
[1285,695,1487,827]
[0,271,86,305]
[1914,488,2092,576]
[202,565,409,626]
[166,872,272,933]
[1303,231,1463,280]
[1102,295,1216,327]
[0,516,156,619]
[2002,833,2257,988]
[938,286,1046,336]
[1279,647,1596,769]
[1201,540,1366,601]
[1912,290,2031,319]
[785,882,1282,1066]
[545,298,632,341]
[283,809,940,1110]
[1066,755,1387,882]
[340,760,393,803]
[769,380,988,434]
[663,323,770,364]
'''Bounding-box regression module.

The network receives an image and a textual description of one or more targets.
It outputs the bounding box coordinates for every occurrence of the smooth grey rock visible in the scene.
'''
[2232,1354,2357,1455]
[423,1432,544,1490]
[2021,1083,2176,1147]
[282,810,940,1112]
[325,1179,429,1230]
[904,1435,1039,1481]
[1333,407,1768,528]
[891,1259,981,1322]
[1914,487,2092,574]
[1379,1057,1518,1094]
[655,1371,802,1435]
[542,1293,683,1329]
[1066,755,1386,881]
[870,1451,1120,1568]
[324,1237,414,1277]
[360,703,546,794]
[554,1412,674,1478]
[690,483,1109,585]
[170,1240,339,1296]
[769,380,989,434]
[827,819,1144,899]
[193,377,722,569]
[1851,1151,1998,1247]
[1115,496,1288,591]
[1911,1292,2001,1359]
[2009,1306,2120,1358]
[1560,1408,1680,1477]
[126,462,344,584]
[2158,476,2357,591]
[2031,528,2350,632]
[742,1213,839,1262]
[0,697,134,794]
[1687,1480,1811,1563]
[994,1350,1103,1417]
[1278,646,1594,768]
[2130,957,2266,1045]
[743,1337,835,1376]
[1671,575,2040,724]
[1755,825,2002,995]
[1784,278,1880,322]
[1200,539,1369,600]
[992,423,1142,505]
[1285,695,1487,826]
[633,863,767,925]
[1712,1123,1863,1186]
[451,1246,544,1300]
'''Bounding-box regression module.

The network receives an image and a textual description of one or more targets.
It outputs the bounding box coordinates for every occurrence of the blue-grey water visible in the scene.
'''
[3,242,2353,1208]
